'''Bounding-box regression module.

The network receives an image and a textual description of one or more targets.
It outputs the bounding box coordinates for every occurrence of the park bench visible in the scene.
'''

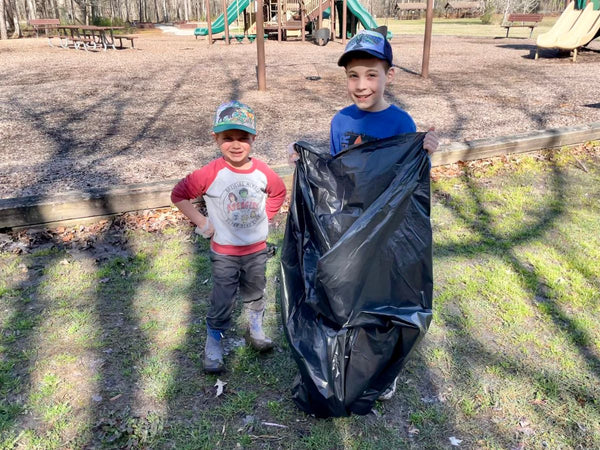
[501,13,543,38]
[113,34,138,48]
[27,18,60,38]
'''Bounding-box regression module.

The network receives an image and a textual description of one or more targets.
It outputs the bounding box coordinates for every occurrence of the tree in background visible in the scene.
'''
[0,0,571,40]
[1,0,7,39]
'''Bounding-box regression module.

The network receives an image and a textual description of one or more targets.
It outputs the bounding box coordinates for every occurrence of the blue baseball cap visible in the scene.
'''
[213,101,257,135]
[337,27,393,67]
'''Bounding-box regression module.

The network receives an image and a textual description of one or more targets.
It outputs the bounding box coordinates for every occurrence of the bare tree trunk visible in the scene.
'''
[502,0,511,22]
[26,0,35,20]
[10,0,22,37]
[1,0,8,40]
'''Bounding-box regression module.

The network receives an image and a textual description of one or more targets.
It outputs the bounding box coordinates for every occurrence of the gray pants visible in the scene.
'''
[207,248,268,331]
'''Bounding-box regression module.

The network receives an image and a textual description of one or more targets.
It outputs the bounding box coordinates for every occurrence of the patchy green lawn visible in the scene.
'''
[1,144,599,449]
[383,15,558,39]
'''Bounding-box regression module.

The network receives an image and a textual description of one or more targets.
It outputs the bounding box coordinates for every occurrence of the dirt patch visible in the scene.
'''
[1,32,599,200]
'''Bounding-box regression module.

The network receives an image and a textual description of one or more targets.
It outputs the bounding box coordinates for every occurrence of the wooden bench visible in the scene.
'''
[27,18,60,38]
[113,34,138,49]
[501,13,543,38]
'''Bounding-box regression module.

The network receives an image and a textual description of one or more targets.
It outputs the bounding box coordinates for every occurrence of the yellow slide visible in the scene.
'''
[556,3,600,61]
[536,2,581,52]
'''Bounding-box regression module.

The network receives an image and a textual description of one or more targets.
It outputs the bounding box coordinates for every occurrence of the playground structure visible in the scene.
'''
[536,0,600,61]
[194,0,390,44]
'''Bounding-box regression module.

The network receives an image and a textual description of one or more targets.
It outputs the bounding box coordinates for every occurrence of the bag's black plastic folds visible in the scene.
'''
[280,134,433,417]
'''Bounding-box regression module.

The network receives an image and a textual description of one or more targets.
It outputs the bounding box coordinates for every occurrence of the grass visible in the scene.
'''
[381,15,558,39]
[0,143,599,448]
[282,14,558,40]
[391,13,558,38]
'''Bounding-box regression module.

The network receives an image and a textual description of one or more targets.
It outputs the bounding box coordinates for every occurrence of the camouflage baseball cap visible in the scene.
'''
[213,101,257,135]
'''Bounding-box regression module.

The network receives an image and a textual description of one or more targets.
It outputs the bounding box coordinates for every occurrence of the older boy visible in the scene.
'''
[335,27,438,400]
[287,28,438,402]
[334,26,438,155]
[288,26,438,162]
[172,101,286,373]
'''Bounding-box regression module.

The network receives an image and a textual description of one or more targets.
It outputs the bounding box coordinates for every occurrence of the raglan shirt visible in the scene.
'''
[171,157,286,256]
[329,104,417,156]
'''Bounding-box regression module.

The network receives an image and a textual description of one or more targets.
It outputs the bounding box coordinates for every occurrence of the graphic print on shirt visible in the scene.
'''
[342,131,376,150]
[221,180,263,228]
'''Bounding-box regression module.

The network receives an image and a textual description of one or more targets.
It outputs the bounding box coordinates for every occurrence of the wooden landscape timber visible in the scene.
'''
[1,122,599,230]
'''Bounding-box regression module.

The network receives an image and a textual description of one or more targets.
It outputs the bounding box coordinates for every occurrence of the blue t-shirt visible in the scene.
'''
[329,104,417,156]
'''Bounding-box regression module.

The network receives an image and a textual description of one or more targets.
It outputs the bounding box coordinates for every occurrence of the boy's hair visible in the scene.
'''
[213,101,257,135]
[337,27,393,69]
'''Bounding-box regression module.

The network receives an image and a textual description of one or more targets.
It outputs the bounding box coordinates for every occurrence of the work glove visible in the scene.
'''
[287,143,299,165]
[195,219,214,239]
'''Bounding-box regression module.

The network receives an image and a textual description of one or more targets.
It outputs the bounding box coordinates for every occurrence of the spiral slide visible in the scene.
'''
[195,0,251,37]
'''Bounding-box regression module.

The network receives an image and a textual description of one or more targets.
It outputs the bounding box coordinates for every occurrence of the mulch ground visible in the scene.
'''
[1,30,599,200]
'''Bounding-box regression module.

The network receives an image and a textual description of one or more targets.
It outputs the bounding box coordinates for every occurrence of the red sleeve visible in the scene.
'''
[171,159,221,203]
[257,161,286,220]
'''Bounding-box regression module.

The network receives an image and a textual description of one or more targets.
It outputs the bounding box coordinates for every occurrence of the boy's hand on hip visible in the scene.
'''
[195,219,215,239]
[423,128,439,155]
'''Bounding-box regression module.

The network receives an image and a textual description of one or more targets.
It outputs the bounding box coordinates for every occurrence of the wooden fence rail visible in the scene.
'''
[1,122,599,230]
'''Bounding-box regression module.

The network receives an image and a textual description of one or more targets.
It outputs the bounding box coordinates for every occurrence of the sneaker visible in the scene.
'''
[378,377,398,401]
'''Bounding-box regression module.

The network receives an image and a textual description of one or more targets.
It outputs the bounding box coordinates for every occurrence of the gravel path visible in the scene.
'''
[1,31,599,199]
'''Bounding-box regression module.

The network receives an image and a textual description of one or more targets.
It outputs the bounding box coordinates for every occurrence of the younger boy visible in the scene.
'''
[172,101,286,374]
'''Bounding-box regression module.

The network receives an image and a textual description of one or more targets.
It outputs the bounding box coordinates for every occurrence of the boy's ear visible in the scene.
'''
[386,66,396,83]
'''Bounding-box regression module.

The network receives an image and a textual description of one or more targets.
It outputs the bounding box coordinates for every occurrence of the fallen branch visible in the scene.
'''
[261,422,288,429]
[574,156,589,173]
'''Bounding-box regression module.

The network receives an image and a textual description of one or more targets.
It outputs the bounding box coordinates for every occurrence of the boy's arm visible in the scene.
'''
[171,166,215,237]
[173,199,212,231]
[264,169,287,220]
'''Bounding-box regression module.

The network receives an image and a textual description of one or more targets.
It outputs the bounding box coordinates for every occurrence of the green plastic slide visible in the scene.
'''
[346,0,393,39]
[195,0,251,36]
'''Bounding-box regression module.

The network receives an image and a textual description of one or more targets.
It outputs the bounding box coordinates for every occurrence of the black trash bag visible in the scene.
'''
[280,133,433,418]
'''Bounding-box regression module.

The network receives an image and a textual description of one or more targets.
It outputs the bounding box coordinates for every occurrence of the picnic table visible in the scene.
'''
[49,25,133,51]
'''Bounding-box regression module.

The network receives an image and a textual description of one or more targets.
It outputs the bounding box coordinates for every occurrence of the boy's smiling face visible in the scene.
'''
[345,57,395,112]
[214,129,255,169]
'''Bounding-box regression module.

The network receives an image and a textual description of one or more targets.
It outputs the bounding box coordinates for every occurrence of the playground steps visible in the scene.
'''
[302,0,333,22]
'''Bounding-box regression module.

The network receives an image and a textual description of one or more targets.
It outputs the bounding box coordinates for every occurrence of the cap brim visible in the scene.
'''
[213,124,257,135]
[338,49,389,66]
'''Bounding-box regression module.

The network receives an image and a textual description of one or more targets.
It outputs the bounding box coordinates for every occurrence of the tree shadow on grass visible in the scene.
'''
[429,156,599,445]
[0,222,148,447]
[0,66,205,445]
